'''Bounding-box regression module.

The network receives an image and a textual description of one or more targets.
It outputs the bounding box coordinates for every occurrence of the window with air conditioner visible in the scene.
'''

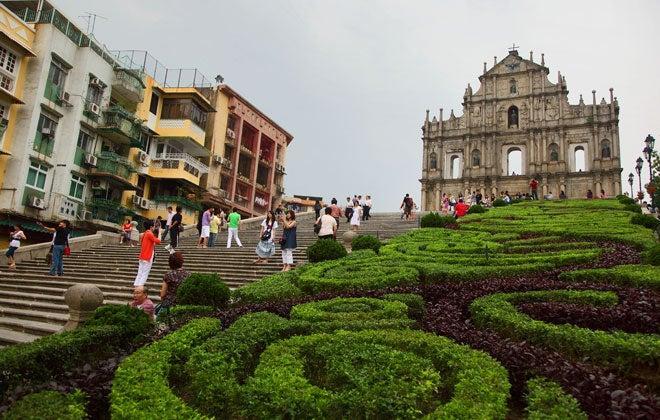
[77,128,94,152]
[34,113,58,156]
[86,75,103,108]
[0,44,19,93]
[45,59,67,102]
[69,173,86,200]
[26,161,49,191]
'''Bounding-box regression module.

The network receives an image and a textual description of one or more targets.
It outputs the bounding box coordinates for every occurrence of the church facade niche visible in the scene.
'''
[420,48,622,210]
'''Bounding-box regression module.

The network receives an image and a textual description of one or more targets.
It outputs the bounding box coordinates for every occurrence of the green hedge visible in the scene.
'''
[470,290,660,369]
[85,304,152,337]
[382,293,425,319]
[623,203,642,213]
[110,317,221,419]
[241,329,510,419]
[176,273,230,309]
[3,390,86,420]
[231,272,302,304]
[618,196,636,205]
[642,244,660,266]
[351,234,382,253]
[168,305,214,319]
[630,213,660,230]
[0,318,146,395]
[525,377,587,420]
[467,204,487,214]
[420,212,456,228]
[306,238,348,263]
[558,264,660,290]
[289,297,414,332]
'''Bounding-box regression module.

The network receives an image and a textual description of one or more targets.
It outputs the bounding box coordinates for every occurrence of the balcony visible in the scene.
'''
[255,182,268,192]
[152,195,202,211]
[240,145,255,157]
[86,198,137,225]
[97,106,143,147]
[157,119,206,147]
[225,136,236,147]
[88,151,137,188]
[150,152,209,186]
[237,173,251,184]
[234,194,249,208]
[259,156,272,167]
[112,68,145,104]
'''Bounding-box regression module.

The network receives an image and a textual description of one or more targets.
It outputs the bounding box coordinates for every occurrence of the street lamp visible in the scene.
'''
[635,157,644,199]
[643,134,655,182]
[628,172,634,197]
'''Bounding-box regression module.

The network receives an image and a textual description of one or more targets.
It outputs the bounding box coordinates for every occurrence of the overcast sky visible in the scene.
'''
[55,0,660,210]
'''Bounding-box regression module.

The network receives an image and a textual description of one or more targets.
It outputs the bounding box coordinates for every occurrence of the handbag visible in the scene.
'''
[261,222,273,241]
[313,219,321,234]
[63,246,71,256]
[278,232,288,247]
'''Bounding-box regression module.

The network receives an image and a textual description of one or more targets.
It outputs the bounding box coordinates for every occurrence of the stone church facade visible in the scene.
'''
[420,48,622,210]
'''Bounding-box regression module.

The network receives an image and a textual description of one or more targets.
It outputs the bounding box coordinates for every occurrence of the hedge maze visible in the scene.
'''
[1,198,658,418]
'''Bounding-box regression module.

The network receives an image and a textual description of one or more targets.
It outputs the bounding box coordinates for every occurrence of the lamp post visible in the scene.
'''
[643,134,655,182]
[635,157,644,199]
[628,172,634,197]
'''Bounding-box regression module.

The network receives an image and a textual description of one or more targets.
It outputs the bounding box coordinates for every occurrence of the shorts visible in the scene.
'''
[5,246,17,257]
[200,225,211,238]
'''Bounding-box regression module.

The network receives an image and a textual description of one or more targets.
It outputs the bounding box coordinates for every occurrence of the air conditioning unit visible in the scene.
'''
[29,195,46,209]
[139,198,150,209]
[84,154,97,167]
[89,103,101,116]
[212,155,223,165]
[226,128,235,139]
[132,194,143,205]
[90,77,103,88]
[91,179,108,190]
[59,91,73,106]
[41,126,55,138]
[137,150,150,166]
[81,210,93,221]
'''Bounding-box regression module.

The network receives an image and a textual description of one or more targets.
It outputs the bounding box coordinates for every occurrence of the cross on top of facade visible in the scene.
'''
[508,43,519,52]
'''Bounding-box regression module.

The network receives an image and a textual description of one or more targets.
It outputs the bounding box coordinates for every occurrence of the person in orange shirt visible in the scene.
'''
[133,220,161,288]
[120,219,132,245]
[454,198,470,218]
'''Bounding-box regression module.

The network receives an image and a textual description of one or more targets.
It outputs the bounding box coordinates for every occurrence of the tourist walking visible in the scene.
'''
[134,220,161,288]
[5,224,26,270]
[209,211,221,248]
[329,198,342,227]
[165,206,183,253]
[313,200,322,219]
[254,211,278,264]
[38,220,71,276]
[129,220,140,247]
[350,202,363,232]
[529,178,539,200]
[345,197,354,223]
[317,207,338,239]
[400,194,414,220]
[120,219,131,245]
[364,195,372,220]
[198,207,213,248]
[161,206,174,241]
[280,210,297,271]
[226,208,243,248]
[274,203,285,218]
[157,251,189,317]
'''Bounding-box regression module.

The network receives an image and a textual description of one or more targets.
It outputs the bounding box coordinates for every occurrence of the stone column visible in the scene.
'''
[229,115,244,200]
[62,284,104,332]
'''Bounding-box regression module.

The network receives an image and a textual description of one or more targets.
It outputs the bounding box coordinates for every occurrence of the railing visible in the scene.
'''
[255,182,268,191]
[152,152,209,176]
[86,198,137,224]
[237,173,251,184]
[240,145,255,157]
[234,194,249,207]
[152,195,202,211]
[94,151,136,179]
[225,137,236,147]
[113,68,146,103]
[220,158,233,170]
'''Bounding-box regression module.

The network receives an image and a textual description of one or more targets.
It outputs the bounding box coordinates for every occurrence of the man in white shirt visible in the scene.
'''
[318,207,338,239]
[364,195,373,220]
[345,197,354,223]
[161,206,174,241]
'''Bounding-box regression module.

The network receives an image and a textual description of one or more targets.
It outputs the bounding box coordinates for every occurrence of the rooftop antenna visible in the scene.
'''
[79,12,107,35]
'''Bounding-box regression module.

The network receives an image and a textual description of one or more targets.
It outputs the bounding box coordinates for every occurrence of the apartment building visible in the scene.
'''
[203,85,293,217]
[0,1,293,233]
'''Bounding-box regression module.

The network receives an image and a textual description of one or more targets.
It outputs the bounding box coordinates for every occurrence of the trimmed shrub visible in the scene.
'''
[382,293,425,319]
[169,305,214,320]
[306,239,348,263]
[176,273,230,309]
[525,377,587,420]
[558,264,660,290]
[351,235,382,254]
[290,297,413,332]
[85,304,152,337]
[631,213,660,230]
[470,290,660,369]
[241,329,510,419]
[110,317,221,419]
[622,203,642,213]
[231,272,302,304]
[4,390,87,420]
[642,244,660,266]
[467,204,487,214]
[493,198,507,207]
[618,196,635,205]
[420,212,456,228]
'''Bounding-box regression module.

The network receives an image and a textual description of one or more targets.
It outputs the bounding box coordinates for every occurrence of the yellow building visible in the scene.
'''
[0,3,35,186]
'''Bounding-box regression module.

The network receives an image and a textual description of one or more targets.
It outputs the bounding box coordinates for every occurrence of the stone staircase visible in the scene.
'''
[0,212,417,345]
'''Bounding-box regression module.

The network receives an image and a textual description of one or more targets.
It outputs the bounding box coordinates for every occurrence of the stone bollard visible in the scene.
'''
[62,284,104,332]
[342,230,357,253]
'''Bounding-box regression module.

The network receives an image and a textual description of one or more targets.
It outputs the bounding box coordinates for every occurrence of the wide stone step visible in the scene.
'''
[0,313,63,336]
[0,327,41,346]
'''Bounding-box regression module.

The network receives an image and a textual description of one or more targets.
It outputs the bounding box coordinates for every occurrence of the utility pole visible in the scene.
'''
[79,12,107,35]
